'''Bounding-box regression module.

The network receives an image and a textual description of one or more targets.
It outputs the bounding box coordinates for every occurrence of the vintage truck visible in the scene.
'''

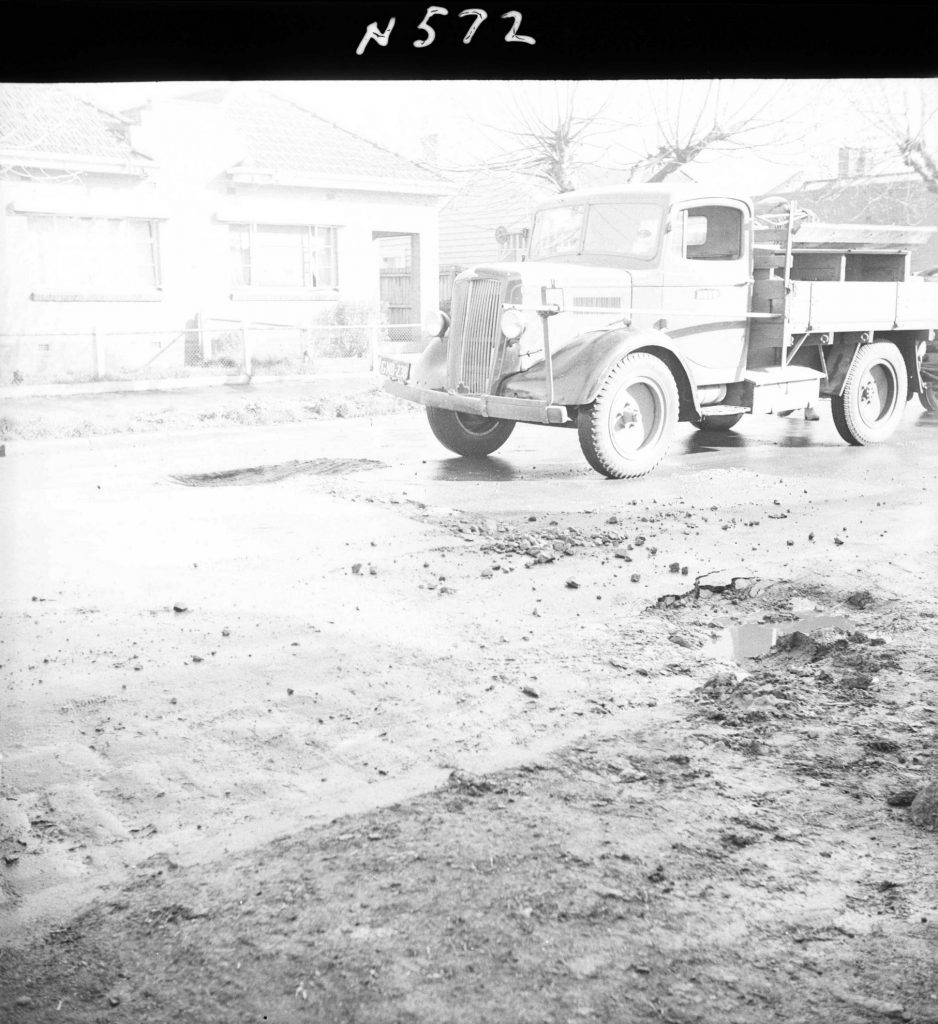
[381,184,938,478]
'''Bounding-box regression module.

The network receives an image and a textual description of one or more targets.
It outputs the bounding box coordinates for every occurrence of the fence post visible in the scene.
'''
[369,313,380,373]
[241,319,253,378]
[199,312,211,362]
[93,325,105,380]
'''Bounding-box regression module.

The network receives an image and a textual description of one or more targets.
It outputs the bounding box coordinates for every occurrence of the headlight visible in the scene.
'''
[500,308,526,340]
[424,309,450,338]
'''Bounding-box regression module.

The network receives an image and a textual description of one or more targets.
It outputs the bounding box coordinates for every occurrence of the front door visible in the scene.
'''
[375,233,420,347]
[662,201,751,386]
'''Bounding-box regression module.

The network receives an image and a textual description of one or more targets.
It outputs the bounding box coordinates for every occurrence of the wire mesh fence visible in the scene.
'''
[0,314,425,386]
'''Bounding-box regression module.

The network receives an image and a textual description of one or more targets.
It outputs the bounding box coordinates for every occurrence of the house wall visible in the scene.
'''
[0,173,178,381]
[0,98,444,382]
[440,198,537,267]
[209,184,440,347]
[438,173,547,269]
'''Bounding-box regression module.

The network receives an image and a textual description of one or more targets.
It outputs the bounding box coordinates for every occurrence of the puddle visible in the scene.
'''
[703,614,850,662]
[171,458,386,486]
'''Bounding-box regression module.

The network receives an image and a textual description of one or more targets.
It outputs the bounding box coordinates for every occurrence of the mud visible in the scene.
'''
[1,411,937,1022]
[172,458,387,486]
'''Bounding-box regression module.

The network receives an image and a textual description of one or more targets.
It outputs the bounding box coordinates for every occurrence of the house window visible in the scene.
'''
[682,206,743,261]
[29,215,161,293]
[230,224,338,288]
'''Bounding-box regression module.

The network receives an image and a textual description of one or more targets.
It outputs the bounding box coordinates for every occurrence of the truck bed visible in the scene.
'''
[750,277,938,352]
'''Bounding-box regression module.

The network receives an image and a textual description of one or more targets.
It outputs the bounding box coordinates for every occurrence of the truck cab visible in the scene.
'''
[524,186,753,387]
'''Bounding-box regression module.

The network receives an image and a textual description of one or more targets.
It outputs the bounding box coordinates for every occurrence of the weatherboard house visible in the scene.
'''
[0,83,452,382]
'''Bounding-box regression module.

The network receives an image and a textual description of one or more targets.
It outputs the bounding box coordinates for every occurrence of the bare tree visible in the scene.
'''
[460,82,631,193]
[464,80,809,192]
[622,81,807,183]
[858,81,938,194]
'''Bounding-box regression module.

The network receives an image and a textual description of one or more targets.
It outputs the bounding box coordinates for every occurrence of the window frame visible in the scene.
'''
[229,222,339,291]
[28,213,163,299]
[679,204,745,262]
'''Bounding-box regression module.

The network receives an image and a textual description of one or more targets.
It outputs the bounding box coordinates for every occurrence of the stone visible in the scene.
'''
[910,781,938,830]
[886,789,918,808]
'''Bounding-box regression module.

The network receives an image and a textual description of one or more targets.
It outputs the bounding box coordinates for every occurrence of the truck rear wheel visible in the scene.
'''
[426,407,515,456]
[830,342,907,445]
[693,412,744,431]
[578,352,678,479]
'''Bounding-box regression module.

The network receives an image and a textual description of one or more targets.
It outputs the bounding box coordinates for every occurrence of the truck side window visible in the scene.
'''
[683,206,743,260]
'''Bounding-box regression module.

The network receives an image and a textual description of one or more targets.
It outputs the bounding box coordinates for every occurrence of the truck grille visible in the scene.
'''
[446,277,506,394]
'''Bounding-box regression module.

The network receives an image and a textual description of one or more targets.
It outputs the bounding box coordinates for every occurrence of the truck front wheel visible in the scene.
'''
[830,342,907,445]
[426,407,515,456]
[578,353,679,479]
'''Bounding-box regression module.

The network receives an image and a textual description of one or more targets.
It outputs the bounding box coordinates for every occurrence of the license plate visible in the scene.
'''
[379,357,411,383]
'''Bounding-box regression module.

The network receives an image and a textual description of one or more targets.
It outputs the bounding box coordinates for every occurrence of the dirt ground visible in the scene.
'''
[0,378,414,441]
[1,404,937,1023]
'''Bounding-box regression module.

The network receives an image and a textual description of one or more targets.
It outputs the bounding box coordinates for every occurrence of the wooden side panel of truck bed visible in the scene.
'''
[750,278,938,350]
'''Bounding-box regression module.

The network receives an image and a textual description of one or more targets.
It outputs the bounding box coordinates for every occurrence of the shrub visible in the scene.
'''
[203,330,242,369]
[311,302,388,359]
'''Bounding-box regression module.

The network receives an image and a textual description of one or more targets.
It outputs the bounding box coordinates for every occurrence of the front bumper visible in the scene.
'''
[383,379,570,425]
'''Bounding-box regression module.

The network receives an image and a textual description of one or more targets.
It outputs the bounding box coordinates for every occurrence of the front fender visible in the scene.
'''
[499,327,699,409]
[410,337,447,390]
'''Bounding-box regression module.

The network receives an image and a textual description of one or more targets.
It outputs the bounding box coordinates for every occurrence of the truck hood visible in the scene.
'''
[465,259,631,297]
[462,261,633,365]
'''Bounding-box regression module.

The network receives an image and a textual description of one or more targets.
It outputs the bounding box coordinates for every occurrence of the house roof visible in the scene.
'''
[176,87,449,192]
[763,171,938,270]
[0,83,147,172]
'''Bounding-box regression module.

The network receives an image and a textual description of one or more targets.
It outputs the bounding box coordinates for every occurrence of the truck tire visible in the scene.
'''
[578,352,678,479]
[830,341,907,445]
[693,412,744,431]
[920,385,938,413]
[426,407,515,456]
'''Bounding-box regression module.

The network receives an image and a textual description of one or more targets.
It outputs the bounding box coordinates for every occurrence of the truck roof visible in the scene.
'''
[532,182,753,210]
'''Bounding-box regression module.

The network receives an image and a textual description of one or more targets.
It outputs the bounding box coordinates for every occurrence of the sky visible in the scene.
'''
[74,78,935,195]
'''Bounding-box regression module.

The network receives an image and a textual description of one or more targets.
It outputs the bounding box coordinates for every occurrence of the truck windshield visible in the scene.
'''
[529,202,663,261]
[528,204,585,258]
